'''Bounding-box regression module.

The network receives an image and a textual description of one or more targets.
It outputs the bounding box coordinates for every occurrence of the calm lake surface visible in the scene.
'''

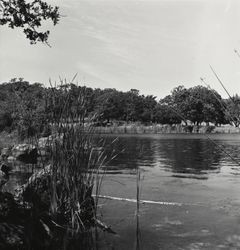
[3,133,240,249]
[97,134,240,250]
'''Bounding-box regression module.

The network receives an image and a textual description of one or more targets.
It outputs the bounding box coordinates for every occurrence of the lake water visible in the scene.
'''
[97,134,240,250]
[3,133,240,249]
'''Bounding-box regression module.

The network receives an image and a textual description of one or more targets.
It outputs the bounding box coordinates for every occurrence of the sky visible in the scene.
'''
[1,0,240,99]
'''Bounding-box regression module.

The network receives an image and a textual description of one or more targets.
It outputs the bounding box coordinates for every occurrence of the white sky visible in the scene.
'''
[1,0,240,99]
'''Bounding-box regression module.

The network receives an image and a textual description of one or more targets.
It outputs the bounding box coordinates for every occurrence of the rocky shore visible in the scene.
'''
[0,140,96,249]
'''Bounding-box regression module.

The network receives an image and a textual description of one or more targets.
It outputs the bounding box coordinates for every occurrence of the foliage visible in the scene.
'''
[154,103,181,125]
[186,86,226,125]
[225,95,240,127]
[93,88,157,123]
[159,85,227,126]
[95,89,127,122]
[0,79,238,135]
[0,78,46,138]
[0,0,60,44]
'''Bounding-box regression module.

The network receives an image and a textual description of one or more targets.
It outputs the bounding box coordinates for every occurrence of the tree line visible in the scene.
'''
[0,78,240,137]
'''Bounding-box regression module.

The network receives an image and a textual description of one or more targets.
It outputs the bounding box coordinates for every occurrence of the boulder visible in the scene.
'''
[0,147,11,160]
[7,156,16,163]
[15,165,52,208]
[12,144,37,163]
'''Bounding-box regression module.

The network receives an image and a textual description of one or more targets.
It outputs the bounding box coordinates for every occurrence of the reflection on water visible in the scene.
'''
[106,134,240,178]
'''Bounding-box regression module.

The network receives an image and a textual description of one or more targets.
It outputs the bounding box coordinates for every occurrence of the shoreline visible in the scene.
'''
[1,124,240,150]
[99,132,240,141]
[93,124,240,135]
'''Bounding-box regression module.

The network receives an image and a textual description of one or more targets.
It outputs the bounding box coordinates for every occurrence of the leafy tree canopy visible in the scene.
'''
[225,95,240,127]
[0,0,60,44]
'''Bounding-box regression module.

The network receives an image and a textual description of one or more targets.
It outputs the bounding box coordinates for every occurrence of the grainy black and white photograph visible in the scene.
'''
[1,0,240,249]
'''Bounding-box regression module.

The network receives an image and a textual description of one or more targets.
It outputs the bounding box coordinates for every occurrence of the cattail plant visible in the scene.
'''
[43,79,115,233]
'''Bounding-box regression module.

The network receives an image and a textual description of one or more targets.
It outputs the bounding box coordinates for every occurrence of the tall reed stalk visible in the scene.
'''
[134,161,142,250]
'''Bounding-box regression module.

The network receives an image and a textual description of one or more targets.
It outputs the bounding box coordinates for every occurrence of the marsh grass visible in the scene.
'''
[43,80,117,235]
[49,126,104,231]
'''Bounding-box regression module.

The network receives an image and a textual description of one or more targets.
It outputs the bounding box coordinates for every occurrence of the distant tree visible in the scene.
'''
[11,79,46,137]
[124,89,156,122]
[0,0,60,44]
[170,85,190,124]
[93,88,157,124]
[187,86,226,125]
[95,89,127,123]
[154,103,181,125]
[140,95,157,123]
[225,95,240,127]
[0,78,47,137]
[160,85,226,126]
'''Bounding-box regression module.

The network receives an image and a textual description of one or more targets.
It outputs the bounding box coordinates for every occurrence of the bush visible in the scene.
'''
[0,112,13,132]
[205,125,215,133]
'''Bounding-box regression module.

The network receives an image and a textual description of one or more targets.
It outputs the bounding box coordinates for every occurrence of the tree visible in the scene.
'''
[0,0,60,44]
[124,89,144,122]
[0,78,48,137]
[140,95,157,123]
[155,104,180,125]
[170,85,190,124]
[160,85,226,126]
[225,95,240,127]
[187,86,226,125]
[94,89,127,123]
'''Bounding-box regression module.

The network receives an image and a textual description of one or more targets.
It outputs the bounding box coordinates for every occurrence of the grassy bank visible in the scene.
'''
[93,124,240,134]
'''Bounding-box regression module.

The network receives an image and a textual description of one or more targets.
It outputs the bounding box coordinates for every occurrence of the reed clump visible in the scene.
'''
[42,81,111,233]
[18,80,115,249]
[48,124,107,232]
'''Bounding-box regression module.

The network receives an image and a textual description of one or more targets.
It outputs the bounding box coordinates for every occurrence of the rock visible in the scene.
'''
[1,163,12,175]
[12,144,37,164]
[7,156,16,162]
[0,147,11,160]
[15,165,52,209]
